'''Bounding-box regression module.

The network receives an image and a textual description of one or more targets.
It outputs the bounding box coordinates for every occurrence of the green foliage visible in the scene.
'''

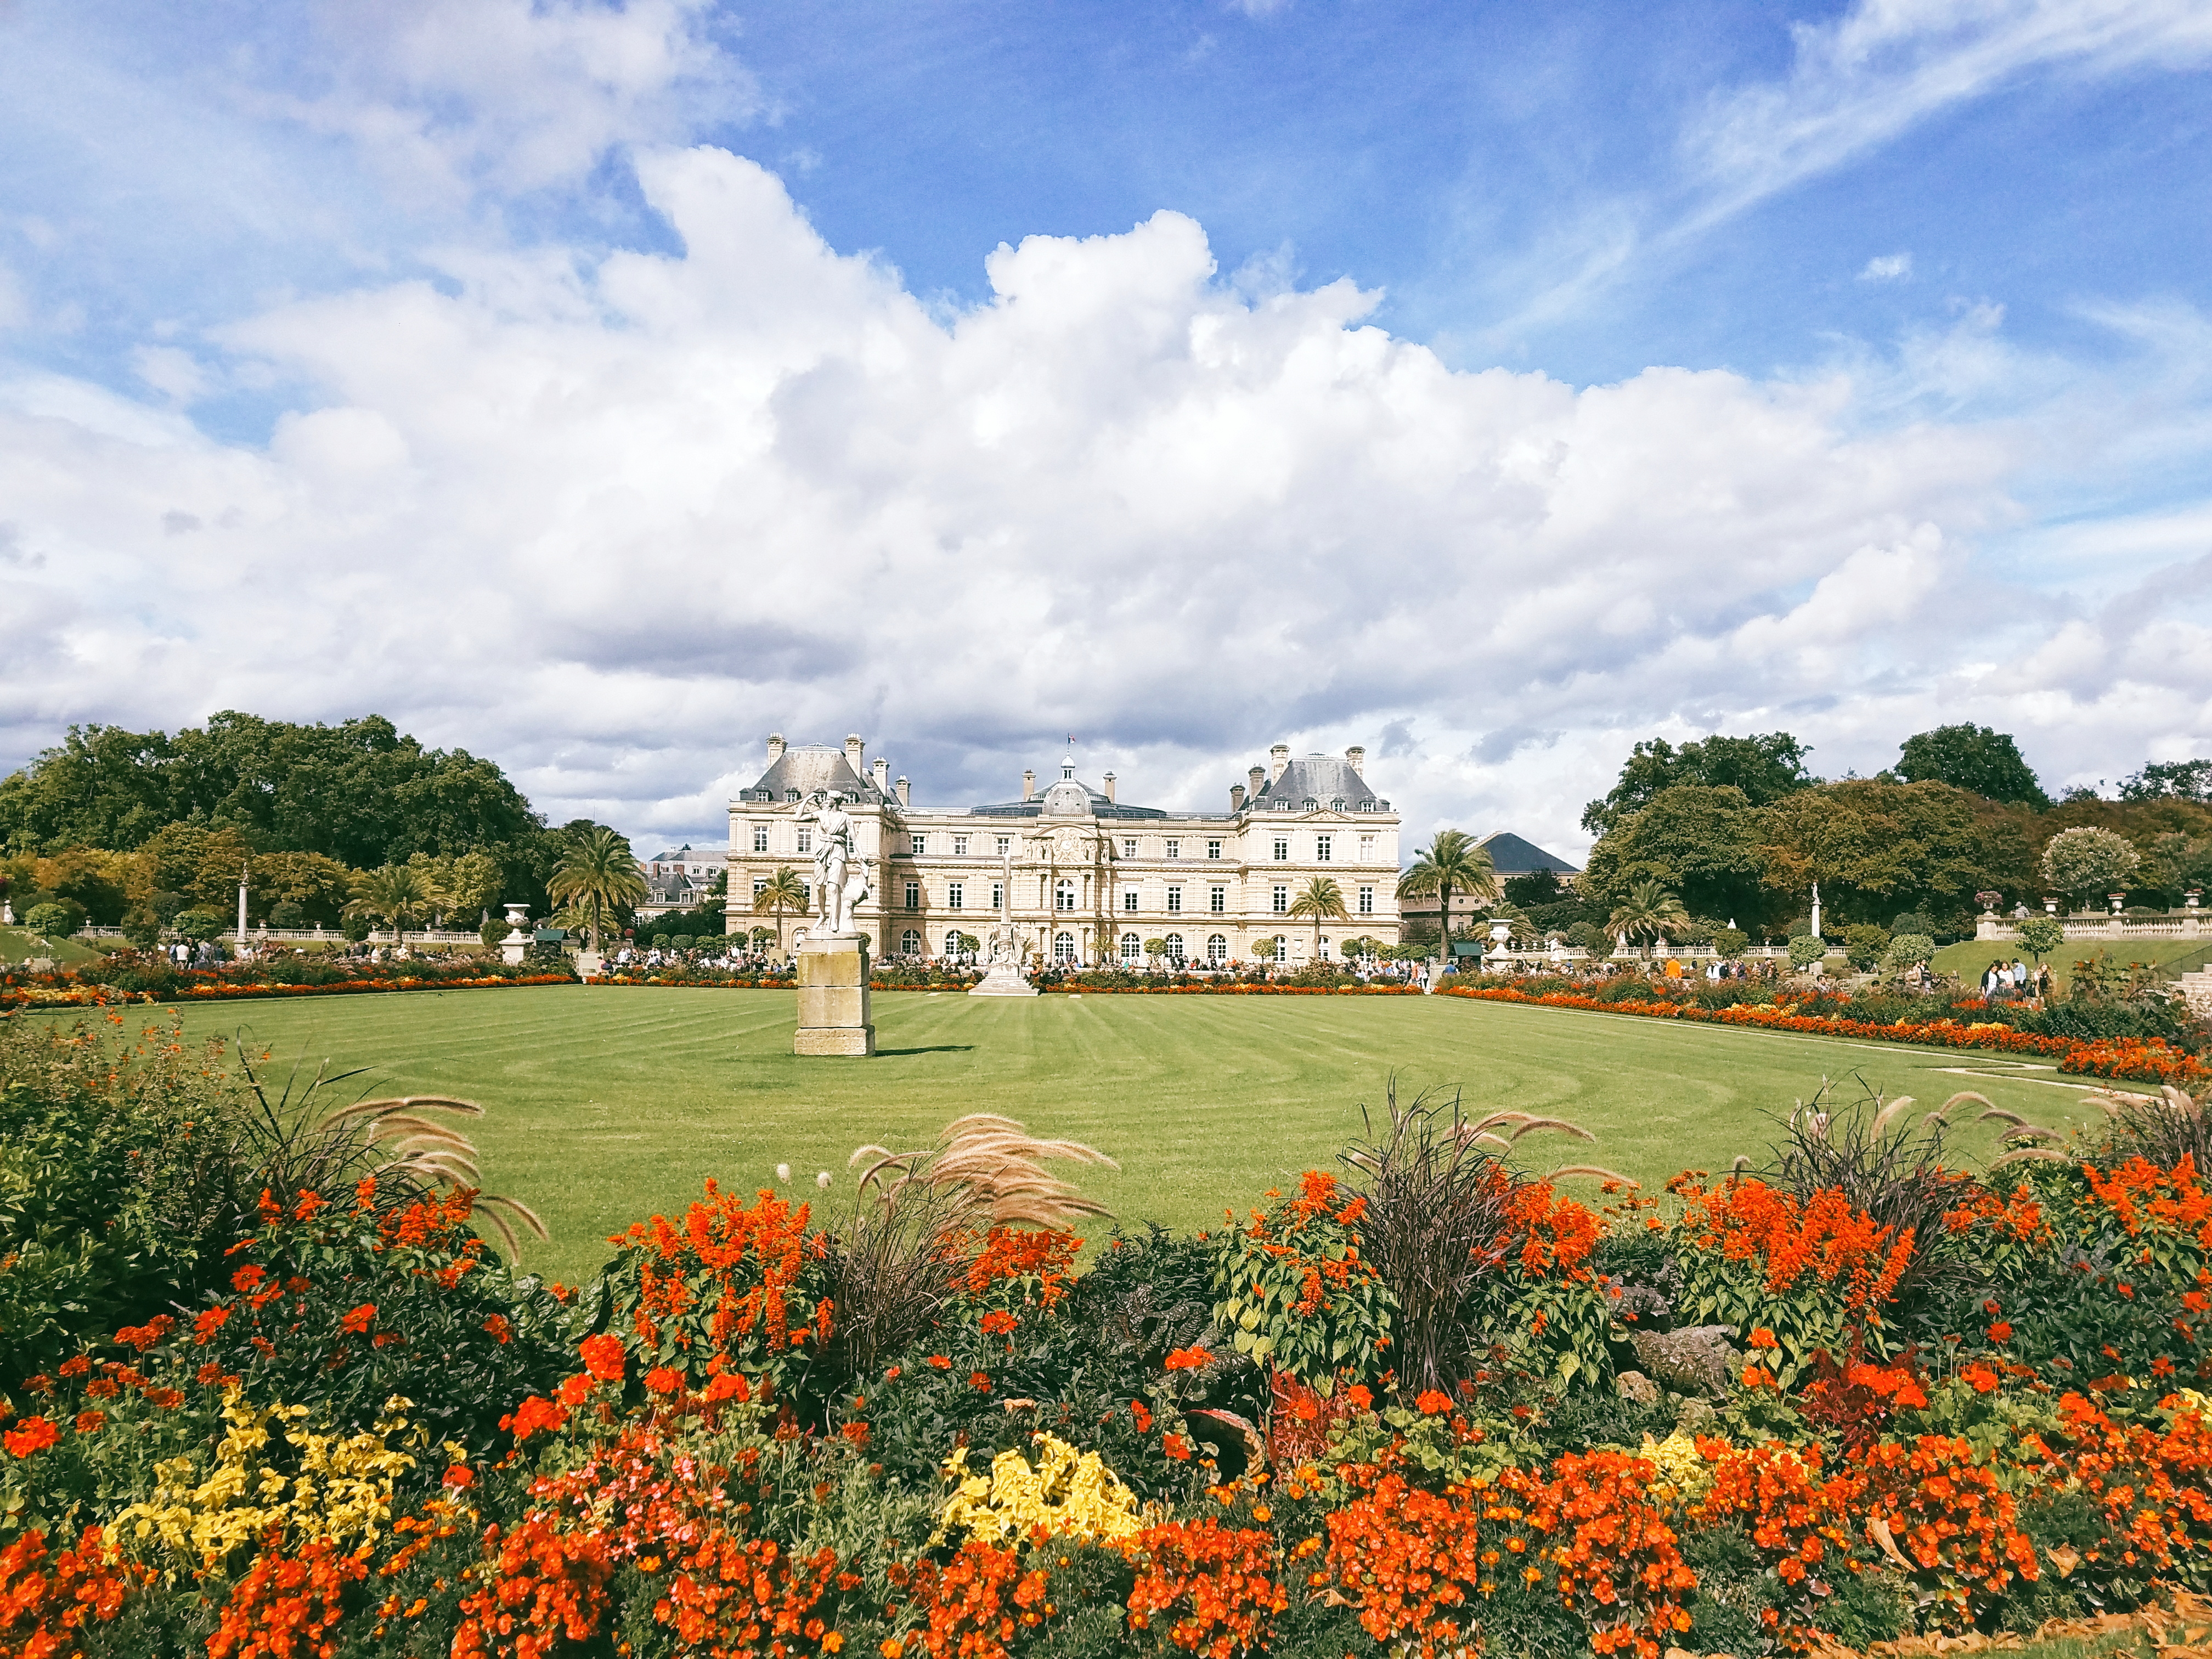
[1844,923,1892,972]
[1787,934,1827,969]
[2017,915,2066,961]
[1884,933,1937,973]
[1579,785,1770,923]
[171,909,225,943]
[1210,1175,1392,1391]
[478,917,511,947]
[1711,926,1748,958]
[1606,878,1688,948]
[2041,825,2141,904]
[1581,731,1816,835]
[21,900,84,939]
[1761,779,2023,926]
[1897,724,2050,808]
[1395,830,1499,946]
[2120,758,2212,803]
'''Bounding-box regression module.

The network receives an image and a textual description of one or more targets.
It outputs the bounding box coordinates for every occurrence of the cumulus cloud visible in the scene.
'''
[1860,252,1913,280]
[1,144,2209,852]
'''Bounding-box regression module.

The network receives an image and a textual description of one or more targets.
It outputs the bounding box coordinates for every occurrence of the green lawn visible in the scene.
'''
[0,924,105,967]
[1933,935,2212,991]
[142,987,2119,1286]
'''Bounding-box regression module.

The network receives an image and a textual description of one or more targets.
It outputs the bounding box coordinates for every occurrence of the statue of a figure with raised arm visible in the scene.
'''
[801,792,857,934]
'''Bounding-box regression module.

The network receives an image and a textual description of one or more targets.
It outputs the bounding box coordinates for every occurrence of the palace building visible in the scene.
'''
[724,735,1402,966]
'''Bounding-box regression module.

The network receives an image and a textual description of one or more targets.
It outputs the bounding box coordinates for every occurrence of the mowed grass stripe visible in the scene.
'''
[154,988,2107,1285]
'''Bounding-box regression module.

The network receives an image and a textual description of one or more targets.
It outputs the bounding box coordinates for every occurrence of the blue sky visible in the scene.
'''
[3,0,2211,854]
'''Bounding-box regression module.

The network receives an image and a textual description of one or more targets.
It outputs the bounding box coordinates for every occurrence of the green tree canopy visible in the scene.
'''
[2120,759,2212,803]
[547,826,649,956]
[1286,876,1348,957]
[2039,825,2140,905]
[1395,830,1499,957]
[1581,732,1814,835]
[751,866,810,950]
[1605,879,1688,953]
[1756,780,1997,926]
[1896,725,2050,808]
[1578,784,1767,925]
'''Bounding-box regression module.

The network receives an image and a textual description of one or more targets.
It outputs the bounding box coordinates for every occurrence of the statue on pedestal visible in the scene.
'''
[801,792,859,935]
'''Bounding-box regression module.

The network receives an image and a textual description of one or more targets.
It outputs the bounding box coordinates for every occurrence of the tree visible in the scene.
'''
[1396,831,1499,966]
[1843,924,1892,973]
[2040,826,2140,906]
[1582,732,1815,835]
[2120,759,2212,803]
[2017,915,2065,964]
[23,900,85,939]
[547,827,650,957]
[1897,725,2049,808]
[1884,933,1937,977]
[1712,926,1748,959]
[1579,785,1768,924]
[1287,876,1349,960]
[172,909,225,944]
[751,866,810,951]
[1250,938,1277,962]
[1606,879,1688,955]
[1757,781,1995,926]
[346,865,433,950]
[1788,935,1829,971]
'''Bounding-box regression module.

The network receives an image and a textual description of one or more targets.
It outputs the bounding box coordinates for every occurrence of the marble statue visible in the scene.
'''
[801,792,859,935]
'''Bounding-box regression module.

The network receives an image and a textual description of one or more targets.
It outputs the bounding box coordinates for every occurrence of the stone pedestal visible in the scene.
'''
[968,960,1039,997]
[795,934,876,1056]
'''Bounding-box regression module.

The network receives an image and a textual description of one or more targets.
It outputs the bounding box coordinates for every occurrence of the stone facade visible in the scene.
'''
[724,736,1402,966]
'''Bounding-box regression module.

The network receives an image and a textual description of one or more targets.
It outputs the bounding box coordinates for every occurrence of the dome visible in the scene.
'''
[1040,780,1093,816]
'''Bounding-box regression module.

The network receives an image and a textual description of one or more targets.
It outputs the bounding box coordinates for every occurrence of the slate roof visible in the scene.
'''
[1246,754,1389,813]
[736,746,887,805]
[966,780,1169,821]
[1479,832,1581,876]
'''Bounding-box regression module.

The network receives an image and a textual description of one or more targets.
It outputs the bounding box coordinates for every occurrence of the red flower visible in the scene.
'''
[3,1417,58,1458]
[927,1355,952,1369]
[969,1370,993,1392]
[1345,1384,1374,1410]
[501,1396,569,1441]
[979,1310,1018,1336]
[192,1306,230,1344]
[1987,1322,2013,1343]
[293,1190,326,1221]
[1416,1389,1454,1415]
[579,1333,627,1381]
[1162,1434,1193,1460]
[340,1304,376,1334]
[704,1372,752,1403]
[1164,1346,1213,1371]
[74,1411,106,1435]
[482,1313,512,1344]
[644,1366,684,1395]
[1747,1327,1779,1350]
[229,1265,266,1293]
[443,1464,476,1488]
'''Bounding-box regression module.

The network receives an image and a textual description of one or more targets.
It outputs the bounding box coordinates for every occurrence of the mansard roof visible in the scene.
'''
[736,745,888,806]
[1247,754,1387,813]
[965,781,1169,821]
[1479,831,1581,876]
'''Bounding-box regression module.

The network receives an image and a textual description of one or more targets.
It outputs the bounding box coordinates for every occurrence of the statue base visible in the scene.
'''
[795,933,876,1056]
[968,961,1039,997]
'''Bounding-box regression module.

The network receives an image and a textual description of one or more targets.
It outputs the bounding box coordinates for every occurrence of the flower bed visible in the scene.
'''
[1041,981,1424,995]
[1440,981,2211,1085]
[1,953,579,1011]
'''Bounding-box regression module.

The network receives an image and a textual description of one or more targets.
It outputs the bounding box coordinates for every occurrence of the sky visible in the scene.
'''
[3,0,2211,860]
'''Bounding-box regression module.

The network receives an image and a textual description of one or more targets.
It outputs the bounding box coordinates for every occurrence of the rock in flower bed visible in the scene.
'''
[12,1019,2212,1657]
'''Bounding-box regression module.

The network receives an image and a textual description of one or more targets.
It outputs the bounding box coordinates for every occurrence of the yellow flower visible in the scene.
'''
[935,1434,1143,1544]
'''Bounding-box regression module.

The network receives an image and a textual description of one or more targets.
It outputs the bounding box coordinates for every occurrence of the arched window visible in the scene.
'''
[1120,932,1142,963]
[1164,933,1185,963]
[1054,931,1076,962]
[1055,878,1077,911]
[1206,933,1227,963]
[900,929,922,956]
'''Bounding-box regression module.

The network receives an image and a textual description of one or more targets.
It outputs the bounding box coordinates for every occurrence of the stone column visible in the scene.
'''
[795,933,876,1056]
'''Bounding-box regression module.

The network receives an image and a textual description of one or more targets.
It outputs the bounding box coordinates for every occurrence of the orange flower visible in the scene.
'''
[1164,1346,1213,1370]
[1163,1434,1193,1460]
[1747,1327,1779,1350]
[579,1333,627,1381]
[1416,1390,1454,1415]
[482,1313,512,1344]
[339,1303,376,1334]
[192,1306,230,1344]
[74,1411,106,1436]
[4,1417,58,1458]
[644,1366,685,1395]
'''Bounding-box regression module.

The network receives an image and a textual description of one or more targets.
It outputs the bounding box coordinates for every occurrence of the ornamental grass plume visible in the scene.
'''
[2087,1082,2212,1172]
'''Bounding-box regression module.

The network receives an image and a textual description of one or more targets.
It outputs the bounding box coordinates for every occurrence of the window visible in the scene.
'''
[900,928,921,955]
[1055,879,1077,911]
[1359,834,1375,861]
[1166,886,1182,913]
[1316,835,1333,862]
[904,881,921,910]
[1165,839,1180,859]
[1120,932,1143,963]
[798,828,813,854]
[1054,931,1076,963]
[995,835,1012,856]
[1206,838,1222,859]
[953,834,969,855]
[991,882,1004,910]
[1206,933,1228,963]
[1122,838,1137,858]
[1123,888,1139,911]
[1272,885,1289,913]
[948,882,964,910]
[752,824,769,853]
[753,878,768,898]
[1272,837,1289,860]
[1209,885,1226,913]
[911,833,927,856]
[1273,934,1288,958]
[1164,933,1185,963]
[1358,885,1374,915]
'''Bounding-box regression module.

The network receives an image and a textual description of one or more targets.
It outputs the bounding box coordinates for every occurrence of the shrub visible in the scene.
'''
[1884,933,1937,974]
[1844,924,1891,972]
[119,910,161,949]
[1788,934,1827,970]
[478,917,511,947]
[1711,926,1747,958]
[171,910,225,944]
[21,901,84,940]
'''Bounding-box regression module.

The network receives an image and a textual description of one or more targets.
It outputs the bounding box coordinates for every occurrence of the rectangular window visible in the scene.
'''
[1122,838,1137,858]
[911,833,927,856]
[1206,838,1222,859]
[1316,835,1333,862]
[753,878,768,898]
[1272,885,1289,914]
[798,829,812,854]
[992,882,1005,909]
[1358,885,1374,915]
[752,824,769,853]
[1124,889,1139,911]
[905,881,921,910]
[1272,838,1289,861]
[1359,834,1375,861]
[1166,887,1182,913]
[1209,885,1226,913]
[995,836,1012,856]
[1165,839,1180,859]
[953,834,969,855]
[948,882,964,910]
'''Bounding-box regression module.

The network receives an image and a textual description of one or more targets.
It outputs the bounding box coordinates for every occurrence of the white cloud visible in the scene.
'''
[1860,252,1913,280]
[2,145,2210,850]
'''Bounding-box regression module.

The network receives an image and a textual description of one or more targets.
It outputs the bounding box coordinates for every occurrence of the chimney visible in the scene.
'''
[1230,783,1246,811]
[1269,744,1289,783]
[1103,771,1116,803]
[766,733,786,762]
[872,757,889,796]
[1022,768,1035,801]
[1248,765,1266,799]
[895,776,910,806]
[1346,746,1365,774]
[845,733,865,773]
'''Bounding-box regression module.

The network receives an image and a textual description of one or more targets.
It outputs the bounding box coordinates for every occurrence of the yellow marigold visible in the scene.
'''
[1638,1428,1713,1502]
[935,1432,1143,1545]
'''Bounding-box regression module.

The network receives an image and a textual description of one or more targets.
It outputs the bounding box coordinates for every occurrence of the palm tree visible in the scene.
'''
[752,866,810,951]
[1606,879,1689,957]
[546,826,650,956]
[346,865,433,950]
[1395,830,1500,969]
[1287,876,1349,961]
